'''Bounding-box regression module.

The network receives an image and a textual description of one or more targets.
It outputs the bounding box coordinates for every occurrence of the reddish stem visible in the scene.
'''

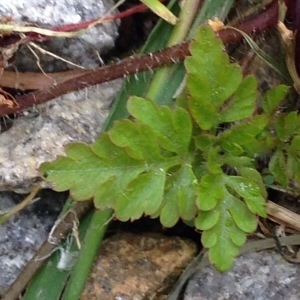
[0,0,278,117]
[27,1,167,41]
[218,0,278,44]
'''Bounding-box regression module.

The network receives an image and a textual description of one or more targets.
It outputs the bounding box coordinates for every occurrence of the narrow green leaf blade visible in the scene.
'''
[140,0,178,24]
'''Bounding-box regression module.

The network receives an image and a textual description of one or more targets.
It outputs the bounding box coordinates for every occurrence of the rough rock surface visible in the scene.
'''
[0,79,122,193]
[184,250,300,300]
[0,1,122,193]
[0,0,119,71]
[0,0,121,292]
[0,190,66,293]
[82,232,197,300]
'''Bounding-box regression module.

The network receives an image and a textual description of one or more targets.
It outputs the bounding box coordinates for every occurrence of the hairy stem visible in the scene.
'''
[0,0,278,117]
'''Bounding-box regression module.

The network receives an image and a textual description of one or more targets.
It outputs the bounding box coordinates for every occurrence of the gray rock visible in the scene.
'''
[0,79,123,193]
[0,0,119,71]
[0,0,121,294]
[184,250,300,300]
[0,0,122,192]
[0,0,122,290]
[0,190,66,292]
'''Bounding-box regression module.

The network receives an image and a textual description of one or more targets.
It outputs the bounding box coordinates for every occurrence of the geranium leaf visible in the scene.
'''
[275,112,300,142]
[262,84,289,115]
[127,97,192,153]
[224,176,266,217]
[195,172,264,271]
[269,149,289,187]
[40,100,194,222]
[159,164,198,227]
[221,75,257,122]
[185,26,243,130]
[115,170,165,221]
[40,24,283,273]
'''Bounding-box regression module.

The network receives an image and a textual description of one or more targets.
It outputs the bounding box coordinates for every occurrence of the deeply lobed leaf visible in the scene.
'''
[127,96,192,154]
[275,112,300,142]
[40,24,290,272]
[262,85,289,116]
[185,26,246,130]
[221,75,257,122]
[269,111,300,188]
[196,172,264,271]
[159,164,198,227]
[41,98,194,222]
[218,115,269,156]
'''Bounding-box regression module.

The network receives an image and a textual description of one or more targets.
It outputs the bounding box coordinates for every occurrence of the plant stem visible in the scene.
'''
[61,209,112,300]
[2,200,93,300]
[167,0,201,46]
[0,0,278,117]
[145,0,201,101]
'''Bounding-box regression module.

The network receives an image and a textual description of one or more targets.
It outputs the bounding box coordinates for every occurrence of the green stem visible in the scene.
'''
[191,0,235,31]
[145,0,236,104]
[21,2,238,299]
[166,0,201,47]
[145,0,201,101]
[62,209,112,300]
[103,0,180,127]
[21,203,94,300]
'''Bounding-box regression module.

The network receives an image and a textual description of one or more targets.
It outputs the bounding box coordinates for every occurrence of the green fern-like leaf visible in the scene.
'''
[184,26,270,270]
[195,173,262,271]
[269,136,300,188]
[287,136,300,186]
[185,26,244,130]
[269,149,289,187]
[269,110,300,188]
[159,163,198,227]
[41,25,289,272]
[218,115,269,156]
[41,98,195,223]
[262,85,289,116]
[275,111,300,142]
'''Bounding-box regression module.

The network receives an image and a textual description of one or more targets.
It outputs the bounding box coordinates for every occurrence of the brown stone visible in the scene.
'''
[81,232,197,300]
